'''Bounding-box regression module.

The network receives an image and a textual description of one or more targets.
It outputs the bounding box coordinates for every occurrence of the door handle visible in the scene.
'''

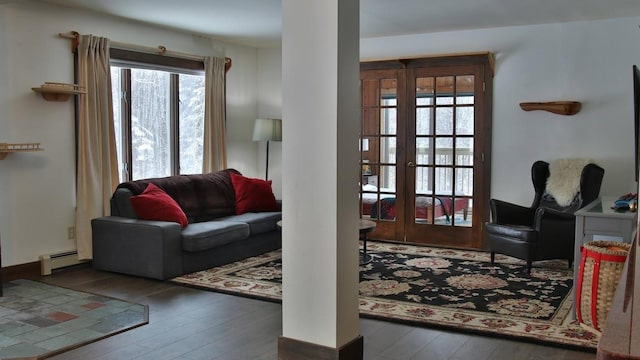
[407,161,416,168]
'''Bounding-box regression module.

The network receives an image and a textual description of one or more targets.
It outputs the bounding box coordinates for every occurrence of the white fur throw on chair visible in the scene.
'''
[545,158,594,206]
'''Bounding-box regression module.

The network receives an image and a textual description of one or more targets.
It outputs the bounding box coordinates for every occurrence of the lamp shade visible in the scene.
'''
[252,118,282,142]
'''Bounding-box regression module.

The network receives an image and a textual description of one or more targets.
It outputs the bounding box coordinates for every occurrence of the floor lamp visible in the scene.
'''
[252,118,282,180]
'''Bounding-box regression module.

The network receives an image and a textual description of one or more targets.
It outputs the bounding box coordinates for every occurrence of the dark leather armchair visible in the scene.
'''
[485,160,604,273]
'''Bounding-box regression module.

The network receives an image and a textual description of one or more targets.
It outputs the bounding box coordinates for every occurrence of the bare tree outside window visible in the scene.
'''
[179,74,205,175]
[131,68,171,179]
[111,65,205,182]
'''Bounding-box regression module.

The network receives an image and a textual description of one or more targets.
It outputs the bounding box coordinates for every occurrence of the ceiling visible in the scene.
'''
[39,0,640,47]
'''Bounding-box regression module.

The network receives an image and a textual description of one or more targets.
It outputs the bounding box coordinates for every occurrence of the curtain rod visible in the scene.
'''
[59,31,232,72]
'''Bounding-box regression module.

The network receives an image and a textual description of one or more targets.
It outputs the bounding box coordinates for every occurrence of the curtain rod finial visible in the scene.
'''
[225,57,232,72]
[58,31,79,39]
[58,31,80,53]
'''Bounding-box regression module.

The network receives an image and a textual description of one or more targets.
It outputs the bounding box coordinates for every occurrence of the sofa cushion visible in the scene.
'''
[485,223,537,243]
[217,212,282,236]
[181,221,250,252]
[130,183,189,228]
[230,172,278,215]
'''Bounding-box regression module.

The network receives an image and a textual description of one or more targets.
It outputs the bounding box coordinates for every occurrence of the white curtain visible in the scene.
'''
[202,56,227,172]
[75,35,119,260]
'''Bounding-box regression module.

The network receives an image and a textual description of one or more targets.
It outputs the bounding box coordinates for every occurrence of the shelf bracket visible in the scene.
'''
[519,101,582,116]
[0,143,44,160]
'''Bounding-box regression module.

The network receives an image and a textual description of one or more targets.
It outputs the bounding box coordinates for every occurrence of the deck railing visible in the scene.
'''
[415,147,473,196]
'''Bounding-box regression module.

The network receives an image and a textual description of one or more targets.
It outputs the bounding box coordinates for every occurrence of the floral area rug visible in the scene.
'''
[170,241,599,350]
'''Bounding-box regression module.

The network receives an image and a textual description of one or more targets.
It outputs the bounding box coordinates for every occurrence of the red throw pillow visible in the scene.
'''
[130,183,188,228]
[230,172,278,215]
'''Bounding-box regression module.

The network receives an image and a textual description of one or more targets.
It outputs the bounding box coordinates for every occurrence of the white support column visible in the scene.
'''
[280,0,361,358]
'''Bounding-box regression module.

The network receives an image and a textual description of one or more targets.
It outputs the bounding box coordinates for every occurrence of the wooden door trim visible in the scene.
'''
[361,53,494,74]
[404,63,488,248]
[360,54,493,249]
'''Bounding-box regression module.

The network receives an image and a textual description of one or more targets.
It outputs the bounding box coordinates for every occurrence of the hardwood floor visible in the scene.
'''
[29,266,596,360]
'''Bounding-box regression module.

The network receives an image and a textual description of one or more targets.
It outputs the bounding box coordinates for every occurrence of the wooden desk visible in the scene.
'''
[574,196,637,316]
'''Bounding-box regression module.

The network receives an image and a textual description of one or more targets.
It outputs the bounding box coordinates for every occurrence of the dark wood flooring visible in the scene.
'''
[29,266,596,360]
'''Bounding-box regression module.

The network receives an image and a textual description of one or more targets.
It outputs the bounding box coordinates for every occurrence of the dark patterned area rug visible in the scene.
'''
[170,241,599,350]
[0,279,148,359]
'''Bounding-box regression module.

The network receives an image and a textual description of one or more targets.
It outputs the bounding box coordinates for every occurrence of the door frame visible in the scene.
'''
[360,53,494,250]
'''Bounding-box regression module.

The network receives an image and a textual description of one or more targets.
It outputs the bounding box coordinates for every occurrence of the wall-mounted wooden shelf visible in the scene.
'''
[519,101,582,116]
[32,82,86,102]
[0,143,44,160]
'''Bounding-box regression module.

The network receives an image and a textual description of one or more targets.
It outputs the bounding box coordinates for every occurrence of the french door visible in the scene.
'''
[359,54,493,250]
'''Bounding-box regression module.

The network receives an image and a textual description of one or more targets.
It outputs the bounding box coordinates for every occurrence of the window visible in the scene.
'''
[110,50,205,182]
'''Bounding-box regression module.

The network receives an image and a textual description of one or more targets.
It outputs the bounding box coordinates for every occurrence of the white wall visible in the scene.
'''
[226,45,283,199]
[257,47,283,199]
[259,18,640,205]
[259,17,640,207]
[0,1,259,266]
[360,18,640,206]
[0,6,8,267]
[225,43,261,180]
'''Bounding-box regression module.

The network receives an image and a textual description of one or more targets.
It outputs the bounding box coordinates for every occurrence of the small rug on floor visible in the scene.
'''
[0,279,148,359]
[170,241,600,350]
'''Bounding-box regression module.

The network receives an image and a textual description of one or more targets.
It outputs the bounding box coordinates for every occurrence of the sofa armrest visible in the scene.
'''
[91,216,183,280]
[533,207,575,233]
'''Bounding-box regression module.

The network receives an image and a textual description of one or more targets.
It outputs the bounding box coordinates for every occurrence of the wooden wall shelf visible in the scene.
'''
[32,82,86,102]
[519,101,582,116]
[0,143,43,160]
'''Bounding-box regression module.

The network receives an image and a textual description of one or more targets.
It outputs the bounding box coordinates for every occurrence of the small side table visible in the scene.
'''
[359,219,376,265]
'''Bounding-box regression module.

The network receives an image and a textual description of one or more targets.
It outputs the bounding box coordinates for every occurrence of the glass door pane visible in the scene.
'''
[410,72,475,245]
[360,76,398,227]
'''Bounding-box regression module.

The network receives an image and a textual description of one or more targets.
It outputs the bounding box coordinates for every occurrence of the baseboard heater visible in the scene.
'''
[39,250,88,275]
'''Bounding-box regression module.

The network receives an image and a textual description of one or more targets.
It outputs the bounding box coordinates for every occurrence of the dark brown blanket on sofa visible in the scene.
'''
[116,169,240,223]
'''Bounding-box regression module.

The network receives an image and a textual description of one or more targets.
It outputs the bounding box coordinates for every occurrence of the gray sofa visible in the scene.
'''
[91,169,282,280]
